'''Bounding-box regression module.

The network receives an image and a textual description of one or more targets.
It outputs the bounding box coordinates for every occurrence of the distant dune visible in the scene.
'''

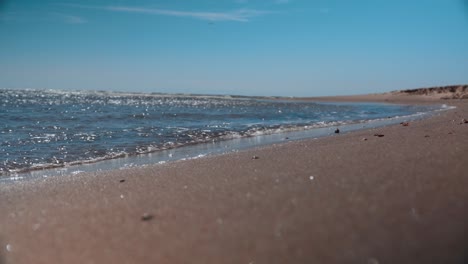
[396,84,468,99]
[291,84,468,103]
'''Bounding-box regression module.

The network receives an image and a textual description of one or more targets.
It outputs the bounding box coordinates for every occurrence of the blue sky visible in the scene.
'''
[0,0,467,96]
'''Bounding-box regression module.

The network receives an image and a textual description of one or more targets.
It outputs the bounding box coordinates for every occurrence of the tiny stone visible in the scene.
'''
[309,176,314,180]
[32,223,41,231]
[424,135,430,138]
[6,244,12,252]
[119,179,125,183]
[252,156,259,160]
[141,213,153,221]
[362,138,368,141]
[374,134,384,137]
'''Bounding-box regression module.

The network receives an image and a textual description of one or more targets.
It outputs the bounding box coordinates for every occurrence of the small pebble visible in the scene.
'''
[374,134,384,137]
[461,119,468,124]
[424,135,430,138]
[362,138,368,141]
[141,213,154,221]
[119,179,125,183]
[32,223,41,231]
[252,156,259,160]
[401,122,409,126]
[309,176,314,180]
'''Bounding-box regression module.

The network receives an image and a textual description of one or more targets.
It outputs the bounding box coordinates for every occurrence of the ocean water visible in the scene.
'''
[1,88,442,177]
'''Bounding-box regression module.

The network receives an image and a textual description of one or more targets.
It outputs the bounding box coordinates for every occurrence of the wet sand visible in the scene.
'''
[1,93,468,263]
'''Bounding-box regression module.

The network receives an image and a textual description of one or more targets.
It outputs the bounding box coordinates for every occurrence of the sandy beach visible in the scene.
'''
[1,90,468,263]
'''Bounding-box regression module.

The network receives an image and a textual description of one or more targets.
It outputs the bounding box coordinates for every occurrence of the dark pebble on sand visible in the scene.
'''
[424,135,430,138]
[252,156,259,160]
[461,119,468,124]
[119,179,125,183]
[141,213,154,221]
[401,122,409,126]
[374,134,384,137]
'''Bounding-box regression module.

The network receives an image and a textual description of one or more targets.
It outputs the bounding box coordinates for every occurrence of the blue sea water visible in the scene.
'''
[0,88,443,176]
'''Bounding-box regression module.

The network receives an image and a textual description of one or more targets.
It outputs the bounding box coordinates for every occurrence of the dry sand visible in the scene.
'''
[1,93,468,264]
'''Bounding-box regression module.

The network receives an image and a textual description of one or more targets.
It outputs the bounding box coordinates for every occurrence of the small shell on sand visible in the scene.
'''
[141,213,154,221]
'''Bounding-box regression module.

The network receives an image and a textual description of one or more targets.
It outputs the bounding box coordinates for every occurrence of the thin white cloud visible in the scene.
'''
[58,13,87,24]
[64,4,272,22]
[107,6,267,22]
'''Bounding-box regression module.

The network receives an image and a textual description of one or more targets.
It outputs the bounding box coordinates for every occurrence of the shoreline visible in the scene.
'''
[1,93,468,263]
[0,97,448,181]
[2,108,447,182]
